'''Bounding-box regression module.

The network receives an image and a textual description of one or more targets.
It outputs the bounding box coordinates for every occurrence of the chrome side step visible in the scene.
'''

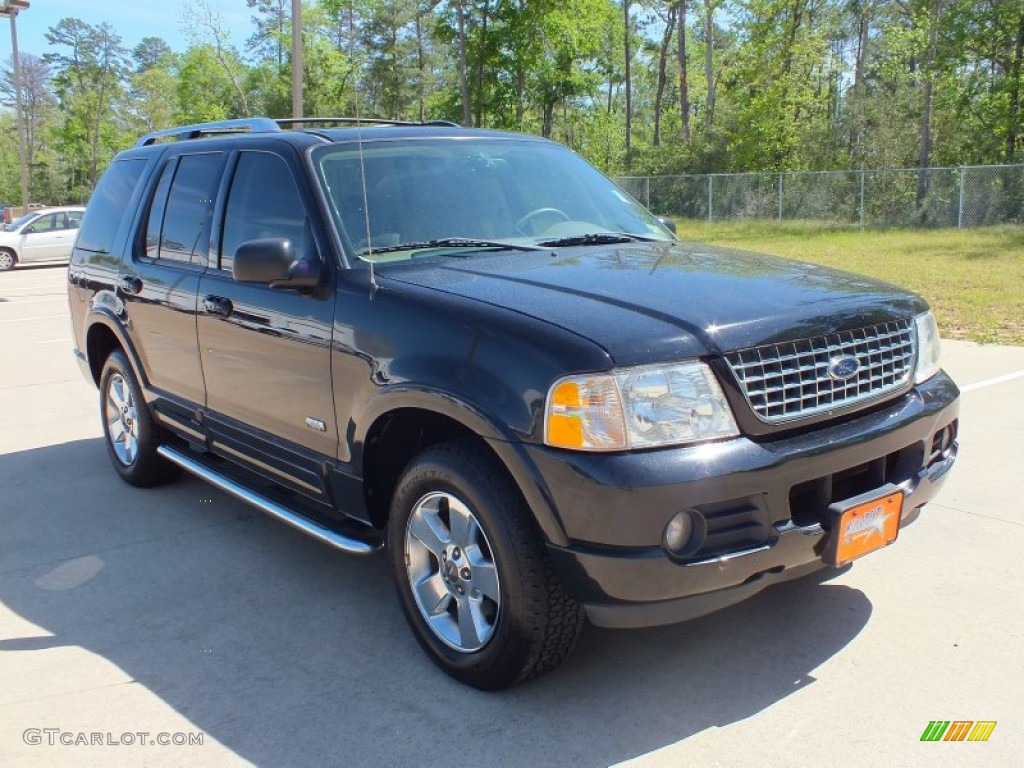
[157,445,380,555]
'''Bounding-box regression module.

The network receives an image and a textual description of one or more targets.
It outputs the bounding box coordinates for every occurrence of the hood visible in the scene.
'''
[380,240,927,367]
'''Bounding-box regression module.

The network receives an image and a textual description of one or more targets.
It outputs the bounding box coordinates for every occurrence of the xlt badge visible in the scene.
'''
[305,417,326,432]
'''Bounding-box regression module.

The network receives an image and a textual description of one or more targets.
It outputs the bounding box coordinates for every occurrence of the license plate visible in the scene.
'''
[825,487,903,566]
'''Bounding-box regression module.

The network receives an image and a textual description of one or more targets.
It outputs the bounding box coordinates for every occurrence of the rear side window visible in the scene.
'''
[220,152,308,272]
[156,153,225,265]
[77,159,147,253]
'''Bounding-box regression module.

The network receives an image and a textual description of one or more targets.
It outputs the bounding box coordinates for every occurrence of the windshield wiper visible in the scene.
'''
[359,237,549,256]
[536,232,660,247]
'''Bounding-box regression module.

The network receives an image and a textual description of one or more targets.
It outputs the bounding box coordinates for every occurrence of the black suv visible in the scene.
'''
[69,118,959,690]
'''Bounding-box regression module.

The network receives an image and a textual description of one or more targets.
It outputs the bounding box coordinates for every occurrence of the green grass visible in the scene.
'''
[676,221,1024,345]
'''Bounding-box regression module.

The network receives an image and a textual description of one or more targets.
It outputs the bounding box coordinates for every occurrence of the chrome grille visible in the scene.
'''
[725,320,915,423]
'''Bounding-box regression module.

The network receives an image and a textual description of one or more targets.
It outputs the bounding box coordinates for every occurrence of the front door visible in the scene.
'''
[19,212,71,262]
[196,148,337,496]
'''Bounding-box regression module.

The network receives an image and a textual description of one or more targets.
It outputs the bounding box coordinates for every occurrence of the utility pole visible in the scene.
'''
[0,1,30,209]
[291,0,303,122]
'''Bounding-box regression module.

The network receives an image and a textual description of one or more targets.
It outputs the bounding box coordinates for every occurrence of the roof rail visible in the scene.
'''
[135,118,282,147]
[275,117,460,128]
[135,116,463,147]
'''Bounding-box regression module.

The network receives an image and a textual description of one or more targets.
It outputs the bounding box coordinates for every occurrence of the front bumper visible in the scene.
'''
[529,371,960,628]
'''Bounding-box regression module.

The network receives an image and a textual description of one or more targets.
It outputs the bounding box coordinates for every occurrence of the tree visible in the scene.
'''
[44,18,129,188]
[624,0,633,159]
[652,3,676,146]
[702,0,717,129]
[185,0,252,115]
[677,0,690,140]
[247,0,291,69]
[1,53,55,171]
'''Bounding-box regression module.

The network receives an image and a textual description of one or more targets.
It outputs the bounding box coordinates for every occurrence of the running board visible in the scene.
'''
[157,445,380,555]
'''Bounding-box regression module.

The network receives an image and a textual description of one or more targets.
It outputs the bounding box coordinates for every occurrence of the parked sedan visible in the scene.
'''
[0,206,86,271]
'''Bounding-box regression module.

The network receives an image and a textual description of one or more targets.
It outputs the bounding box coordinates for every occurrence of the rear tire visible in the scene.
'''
[388,442,585,690]
[99,350,180,487]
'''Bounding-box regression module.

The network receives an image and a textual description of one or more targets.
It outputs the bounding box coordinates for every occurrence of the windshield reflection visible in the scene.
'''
[313,138,672,262]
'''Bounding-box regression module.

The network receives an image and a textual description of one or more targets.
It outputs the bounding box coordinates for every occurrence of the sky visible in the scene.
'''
[0,0,252,61]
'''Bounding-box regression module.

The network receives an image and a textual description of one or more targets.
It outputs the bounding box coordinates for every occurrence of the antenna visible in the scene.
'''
[349,7,378,295]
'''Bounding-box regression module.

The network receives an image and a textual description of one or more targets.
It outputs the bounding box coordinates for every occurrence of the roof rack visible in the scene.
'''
[135,116,461,147]
[277,117,459,128]
[136,118,282,147]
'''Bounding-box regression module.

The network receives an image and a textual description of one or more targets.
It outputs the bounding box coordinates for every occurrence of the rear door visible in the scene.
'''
[196,146,337,498]
[119,151,226,406]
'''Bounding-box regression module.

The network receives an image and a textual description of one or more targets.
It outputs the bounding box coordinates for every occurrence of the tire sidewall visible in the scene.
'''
[389,449,539,688]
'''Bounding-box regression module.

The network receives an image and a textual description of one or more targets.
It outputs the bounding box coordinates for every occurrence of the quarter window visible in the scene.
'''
[77,158,147,253]
[220,152,308,272]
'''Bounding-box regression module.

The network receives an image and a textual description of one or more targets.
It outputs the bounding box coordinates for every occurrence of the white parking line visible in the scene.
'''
[960,369,1024,393]
[0,297,67,304]
[0,313,68,323]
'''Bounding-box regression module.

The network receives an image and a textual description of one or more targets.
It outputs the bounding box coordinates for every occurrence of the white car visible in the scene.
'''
[0,206,86,271]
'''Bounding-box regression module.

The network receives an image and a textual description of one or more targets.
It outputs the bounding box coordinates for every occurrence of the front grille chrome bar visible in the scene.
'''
[724,319,916,423]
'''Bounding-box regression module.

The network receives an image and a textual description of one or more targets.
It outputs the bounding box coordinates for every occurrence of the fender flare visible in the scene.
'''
[83,304,150,391]
[354,386,570,547]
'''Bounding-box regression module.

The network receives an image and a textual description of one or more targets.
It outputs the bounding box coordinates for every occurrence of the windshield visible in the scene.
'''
[312,137,671,262]
[5,213,36,232]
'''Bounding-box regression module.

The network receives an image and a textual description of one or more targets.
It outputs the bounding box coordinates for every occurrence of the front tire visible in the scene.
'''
[99,350,180,487]
[0,249,16,271]
[388,442,585,690]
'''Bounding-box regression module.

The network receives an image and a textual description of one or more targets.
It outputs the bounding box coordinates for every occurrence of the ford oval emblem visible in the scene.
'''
[828,355,860,381]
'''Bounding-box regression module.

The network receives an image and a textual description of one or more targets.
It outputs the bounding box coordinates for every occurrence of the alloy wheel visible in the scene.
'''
[404,491,501,653]
[104,373,139,466]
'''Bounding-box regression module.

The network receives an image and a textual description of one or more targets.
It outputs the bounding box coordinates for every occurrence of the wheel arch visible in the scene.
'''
[83,311,147,389]
[357,390,569,547]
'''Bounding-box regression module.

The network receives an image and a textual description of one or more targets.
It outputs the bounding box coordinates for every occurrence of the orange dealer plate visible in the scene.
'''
[825,487,904,567]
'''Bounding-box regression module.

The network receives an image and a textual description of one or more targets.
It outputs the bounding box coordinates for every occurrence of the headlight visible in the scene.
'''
[544,362,739,451]
[914,311,941,384]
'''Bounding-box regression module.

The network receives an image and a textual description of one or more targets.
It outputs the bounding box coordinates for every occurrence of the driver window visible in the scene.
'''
[27,214,58,233]
[220,152,308,273]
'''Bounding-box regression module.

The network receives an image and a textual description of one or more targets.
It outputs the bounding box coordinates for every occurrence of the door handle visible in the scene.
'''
[203,295,233,317]
[119,275,143,295]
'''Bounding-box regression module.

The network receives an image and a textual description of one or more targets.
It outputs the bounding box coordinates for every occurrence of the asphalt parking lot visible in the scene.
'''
[1,265,1022,767]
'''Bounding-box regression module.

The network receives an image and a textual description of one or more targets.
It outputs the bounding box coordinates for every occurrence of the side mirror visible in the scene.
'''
[657,216,677,235]
[232,238,320,290]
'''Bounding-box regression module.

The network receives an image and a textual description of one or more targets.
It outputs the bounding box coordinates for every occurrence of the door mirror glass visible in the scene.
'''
[657,216,677,235]
[232,238,320,290]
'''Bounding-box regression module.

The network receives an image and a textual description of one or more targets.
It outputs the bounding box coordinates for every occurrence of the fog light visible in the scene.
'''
[664,512,692,551]
[664,510,708,557]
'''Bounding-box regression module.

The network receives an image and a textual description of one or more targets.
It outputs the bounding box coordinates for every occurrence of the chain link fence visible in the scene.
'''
[617,164,1024,228]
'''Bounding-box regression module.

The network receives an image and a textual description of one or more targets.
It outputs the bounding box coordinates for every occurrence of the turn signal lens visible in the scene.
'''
[545,376,627,450]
